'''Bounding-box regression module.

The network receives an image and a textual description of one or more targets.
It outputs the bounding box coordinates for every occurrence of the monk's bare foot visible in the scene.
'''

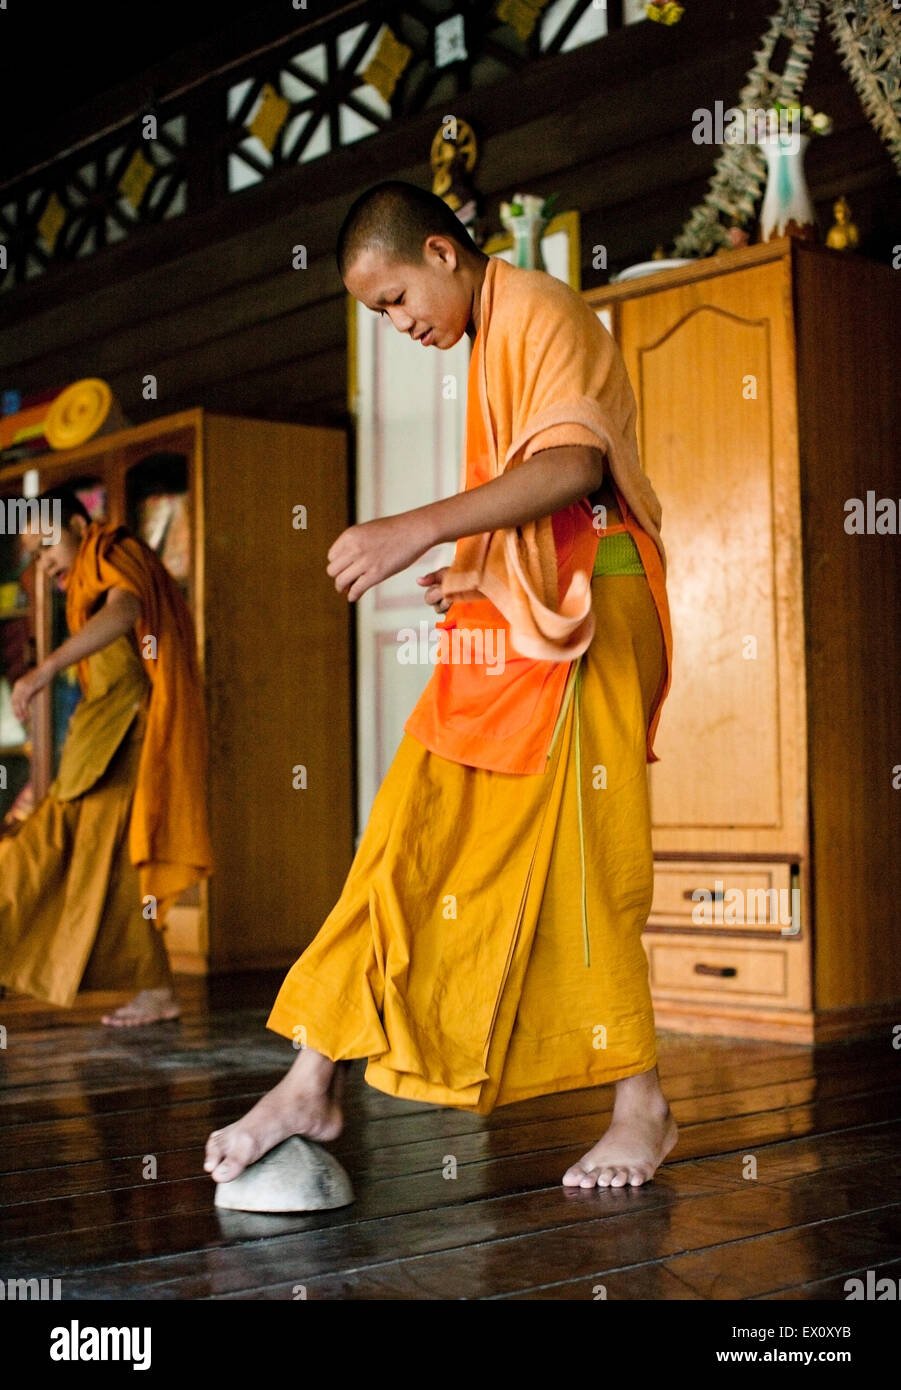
[562,1066,678,1189]
[204,1047,343,1184]
[101,988,181,1027]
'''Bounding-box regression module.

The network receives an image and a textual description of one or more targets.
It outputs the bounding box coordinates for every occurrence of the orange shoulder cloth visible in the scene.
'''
[67,521,213,920]
[440,256,667,661]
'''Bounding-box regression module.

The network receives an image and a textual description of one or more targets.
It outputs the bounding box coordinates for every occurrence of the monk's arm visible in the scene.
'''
[41,586,143,679]
[420,445,605,545]
[328,446,605,600]
[11,586,142,719]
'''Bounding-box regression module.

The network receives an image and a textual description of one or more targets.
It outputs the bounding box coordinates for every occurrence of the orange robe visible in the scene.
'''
[65,522,213,921]
[434,254,672,769]
[405,316,670,774]
[403,325,601,773]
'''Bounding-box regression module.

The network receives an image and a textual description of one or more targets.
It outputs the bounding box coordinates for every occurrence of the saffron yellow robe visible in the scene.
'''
[0,522,212,1006]
[267,562,663,1111]
[0,634,171,1006]
[266,260,671,1111]
[66,522,213,919]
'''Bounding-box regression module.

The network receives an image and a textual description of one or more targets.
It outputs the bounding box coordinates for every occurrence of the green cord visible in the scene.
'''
[574,657,590,967]
[545,658,578,764]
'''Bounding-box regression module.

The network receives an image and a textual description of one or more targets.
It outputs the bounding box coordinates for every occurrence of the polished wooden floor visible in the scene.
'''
[1,973,900,1301]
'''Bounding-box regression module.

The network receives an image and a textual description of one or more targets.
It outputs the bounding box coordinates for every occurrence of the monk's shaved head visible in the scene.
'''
[339,181,488,351]
[336,180,481,281]
[34,485,91,528]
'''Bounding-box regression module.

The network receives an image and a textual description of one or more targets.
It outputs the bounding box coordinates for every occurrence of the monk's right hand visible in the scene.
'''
[417,568,452,615]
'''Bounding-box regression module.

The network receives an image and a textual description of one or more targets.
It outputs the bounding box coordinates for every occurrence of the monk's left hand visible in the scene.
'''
[328,514,434,601]
[11,665,53,723]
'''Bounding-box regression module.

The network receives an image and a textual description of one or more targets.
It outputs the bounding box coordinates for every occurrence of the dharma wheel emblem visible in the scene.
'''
[430,118,478,209]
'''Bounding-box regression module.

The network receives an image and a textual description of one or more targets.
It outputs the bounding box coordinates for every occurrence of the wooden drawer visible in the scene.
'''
[649,860,797,935]
[645,932,807,1008]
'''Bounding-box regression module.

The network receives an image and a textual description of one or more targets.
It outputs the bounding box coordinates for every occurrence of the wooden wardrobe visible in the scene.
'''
[585,237,901,1042]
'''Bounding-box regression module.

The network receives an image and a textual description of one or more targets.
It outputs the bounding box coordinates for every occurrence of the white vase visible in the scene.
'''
[505,214,548,271]
[757,132,817,242]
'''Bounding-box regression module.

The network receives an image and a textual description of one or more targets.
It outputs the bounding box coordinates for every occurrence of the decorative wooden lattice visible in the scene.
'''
[224,1,619,192]
[0,0,629,292]
[0,116,188,292]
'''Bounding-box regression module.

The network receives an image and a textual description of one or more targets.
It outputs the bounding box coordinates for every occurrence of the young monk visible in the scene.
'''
[0,488,213,1025]
[205,179,678,1190]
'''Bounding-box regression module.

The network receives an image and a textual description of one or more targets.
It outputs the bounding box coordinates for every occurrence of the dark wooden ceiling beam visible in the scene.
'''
[146,343,349,422]
[1,113,890,397]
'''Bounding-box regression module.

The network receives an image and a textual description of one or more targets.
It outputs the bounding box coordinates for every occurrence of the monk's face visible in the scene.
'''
[344,236,474,349]
[21,516,86,591]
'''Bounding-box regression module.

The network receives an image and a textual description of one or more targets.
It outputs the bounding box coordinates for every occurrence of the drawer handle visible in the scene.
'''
[683,887,724,901]
[694,963,737,978]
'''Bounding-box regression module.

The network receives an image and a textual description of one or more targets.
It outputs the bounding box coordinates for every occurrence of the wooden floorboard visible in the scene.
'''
[1,975,899,1301]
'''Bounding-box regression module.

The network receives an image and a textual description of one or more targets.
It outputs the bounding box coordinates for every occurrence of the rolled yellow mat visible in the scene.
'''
[44,378,128,450]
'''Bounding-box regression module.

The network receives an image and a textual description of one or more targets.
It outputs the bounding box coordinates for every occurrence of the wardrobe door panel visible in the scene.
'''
[619,260,806,855]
